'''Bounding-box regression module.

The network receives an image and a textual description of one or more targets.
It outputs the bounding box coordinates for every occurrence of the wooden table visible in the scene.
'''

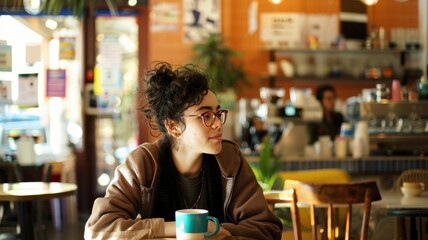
[374,191,428,240]
[263,190,291,210]
[0,182,77,240]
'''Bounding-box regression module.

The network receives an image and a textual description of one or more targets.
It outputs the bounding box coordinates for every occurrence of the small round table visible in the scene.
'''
[0,182,77,240]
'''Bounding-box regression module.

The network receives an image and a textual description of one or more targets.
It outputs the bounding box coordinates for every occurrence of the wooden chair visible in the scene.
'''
[283,180,382,240]
[265,169,353,240]
[0,160,22,237]
[283,169,352,239]
[49,153,78,229]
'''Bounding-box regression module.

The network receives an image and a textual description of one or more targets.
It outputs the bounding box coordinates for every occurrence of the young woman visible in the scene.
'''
[84,62,282,239]
[315,84,344,141]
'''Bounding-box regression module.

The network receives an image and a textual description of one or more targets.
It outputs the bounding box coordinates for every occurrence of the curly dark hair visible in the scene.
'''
[315,84,336,103]
[142,62,210,137]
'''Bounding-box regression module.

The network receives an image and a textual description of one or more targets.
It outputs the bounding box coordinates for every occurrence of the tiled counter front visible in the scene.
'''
[246,155,428,175]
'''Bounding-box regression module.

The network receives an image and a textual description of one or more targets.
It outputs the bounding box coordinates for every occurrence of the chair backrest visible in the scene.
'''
[396,169,428,191]
[0,160,22,234]
[283,180,382,240]
[0,161,22,183]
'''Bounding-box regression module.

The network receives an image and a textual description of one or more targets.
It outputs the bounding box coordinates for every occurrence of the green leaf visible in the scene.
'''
[250,135,281,191]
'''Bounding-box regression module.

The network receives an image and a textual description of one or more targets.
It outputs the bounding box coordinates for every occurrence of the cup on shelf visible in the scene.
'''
[400,181,424,197]
[402,182,424,190]
[334,136,347,157]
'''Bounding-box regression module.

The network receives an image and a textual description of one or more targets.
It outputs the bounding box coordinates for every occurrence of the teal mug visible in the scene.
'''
[175,209,220,239]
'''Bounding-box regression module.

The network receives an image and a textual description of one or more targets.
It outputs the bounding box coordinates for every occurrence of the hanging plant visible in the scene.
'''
[20,0,128,17]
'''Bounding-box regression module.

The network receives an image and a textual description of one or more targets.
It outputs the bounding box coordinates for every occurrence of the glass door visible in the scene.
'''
[92,14,139,194]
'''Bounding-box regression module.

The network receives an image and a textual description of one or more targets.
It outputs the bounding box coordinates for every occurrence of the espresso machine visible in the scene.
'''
[360,101,428,155]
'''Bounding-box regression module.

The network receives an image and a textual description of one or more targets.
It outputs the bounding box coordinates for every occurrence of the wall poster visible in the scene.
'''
[17,73,38,107]
[183,0,221,42]
[0,80,12,104]
[0,45,12,72]
[46,69,66,97]
[151,3,180,32]
[260,13,338,49]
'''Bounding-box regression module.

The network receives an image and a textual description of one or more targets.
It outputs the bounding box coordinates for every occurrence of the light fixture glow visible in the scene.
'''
[360,0,379,5]
[45,19,58,30]
[23,0,47,15]
[128,0,137,7]
[269,0,283,4]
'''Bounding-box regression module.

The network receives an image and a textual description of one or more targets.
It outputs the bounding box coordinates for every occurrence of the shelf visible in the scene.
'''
[246,155,428,174]
[259,75,397,83]
[263,47,421,84]
[266,48,421,55]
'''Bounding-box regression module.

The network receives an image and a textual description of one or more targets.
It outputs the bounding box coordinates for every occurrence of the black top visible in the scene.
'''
[152,139,223,222]
[308,111,344,144]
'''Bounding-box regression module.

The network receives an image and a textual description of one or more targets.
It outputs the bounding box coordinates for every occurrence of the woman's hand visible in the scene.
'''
[164,221,176,237]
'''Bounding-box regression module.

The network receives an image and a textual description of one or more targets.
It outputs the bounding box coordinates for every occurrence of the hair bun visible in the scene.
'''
[153,63,176,89]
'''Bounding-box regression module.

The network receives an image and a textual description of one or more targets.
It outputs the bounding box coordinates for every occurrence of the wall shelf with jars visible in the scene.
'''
[265,48,422,83]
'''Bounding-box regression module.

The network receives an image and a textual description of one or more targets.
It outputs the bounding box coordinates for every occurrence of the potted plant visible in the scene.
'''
[249,135,281,191]
[249,135,293,229]
[191,33,249,109]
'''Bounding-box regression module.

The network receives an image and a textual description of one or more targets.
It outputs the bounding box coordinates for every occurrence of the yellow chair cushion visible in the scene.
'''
[279,168,352,184]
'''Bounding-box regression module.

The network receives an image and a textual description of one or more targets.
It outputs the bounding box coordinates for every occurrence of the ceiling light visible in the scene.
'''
[23,0,47,15]
[269,0,283,4]
[45,19,58,30]
[360,0,379,5]
[128,0,137,7]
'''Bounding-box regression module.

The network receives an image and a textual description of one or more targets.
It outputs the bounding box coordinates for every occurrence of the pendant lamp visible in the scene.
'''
[23,0,47,15]
[360,0,379,5]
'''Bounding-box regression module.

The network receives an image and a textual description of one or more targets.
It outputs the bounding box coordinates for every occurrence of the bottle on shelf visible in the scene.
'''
[391,80,401,102]
[418,76,428,100]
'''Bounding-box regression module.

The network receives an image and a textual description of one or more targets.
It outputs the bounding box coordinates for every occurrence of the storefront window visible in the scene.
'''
[0,14,82,162]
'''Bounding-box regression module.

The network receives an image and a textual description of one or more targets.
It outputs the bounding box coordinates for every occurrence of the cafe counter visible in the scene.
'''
[246,155,428,175]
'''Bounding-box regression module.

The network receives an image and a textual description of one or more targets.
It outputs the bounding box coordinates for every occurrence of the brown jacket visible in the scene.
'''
[85,140,282,239]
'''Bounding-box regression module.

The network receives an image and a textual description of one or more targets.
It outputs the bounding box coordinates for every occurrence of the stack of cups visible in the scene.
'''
[339,122,353,156]
[353,121,370,158]
[318,135,332,157]
[335,136,347,157]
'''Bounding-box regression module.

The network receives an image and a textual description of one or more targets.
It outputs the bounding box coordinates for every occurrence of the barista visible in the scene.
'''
[308,84,344,143]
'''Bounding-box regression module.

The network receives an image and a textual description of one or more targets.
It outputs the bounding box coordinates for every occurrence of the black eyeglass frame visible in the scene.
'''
[181,109,228,127]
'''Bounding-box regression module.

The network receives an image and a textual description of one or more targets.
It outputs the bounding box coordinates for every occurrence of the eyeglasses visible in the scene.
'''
[182,110,228,127]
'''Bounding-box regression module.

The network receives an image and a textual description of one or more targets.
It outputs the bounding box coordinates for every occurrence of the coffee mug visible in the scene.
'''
[175,209,220,240]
